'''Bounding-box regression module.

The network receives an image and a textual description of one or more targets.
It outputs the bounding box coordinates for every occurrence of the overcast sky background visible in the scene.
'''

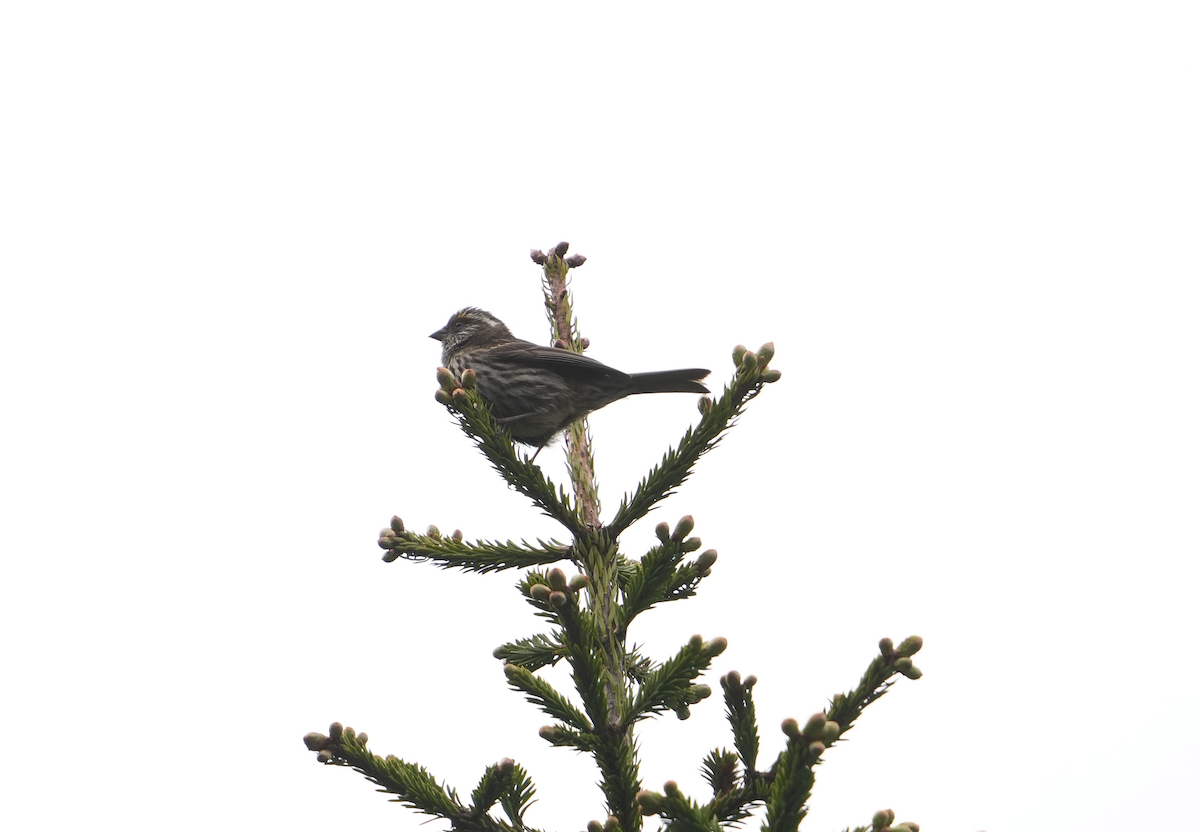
[3,3,1197,831]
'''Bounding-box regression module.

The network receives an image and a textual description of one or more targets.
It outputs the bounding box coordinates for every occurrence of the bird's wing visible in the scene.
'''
[488,341,630,381]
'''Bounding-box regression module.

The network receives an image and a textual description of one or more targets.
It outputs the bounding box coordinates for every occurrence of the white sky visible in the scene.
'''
[3,3,1197,831]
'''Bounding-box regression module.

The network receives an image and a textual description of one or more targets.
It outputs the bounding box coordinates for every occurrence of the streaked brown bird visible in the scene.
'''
[431,307,710,447]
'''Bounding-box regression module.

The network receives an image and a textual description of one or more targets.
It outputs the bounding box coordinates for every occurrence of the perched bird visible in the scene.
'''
[431,307,710,446]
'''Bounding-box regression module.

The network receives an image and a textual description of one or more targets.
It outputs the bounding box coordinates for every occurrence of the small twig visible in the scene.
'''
[538,242,602,528]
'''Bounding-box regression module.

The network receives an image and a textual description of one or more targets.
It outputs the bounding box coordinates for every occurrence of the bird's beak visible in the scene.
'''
[430,326,447,341]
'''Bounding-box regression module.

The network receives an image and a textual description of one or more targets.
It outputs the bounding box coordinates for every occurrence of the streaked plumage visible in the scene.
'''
[430,307,709,446]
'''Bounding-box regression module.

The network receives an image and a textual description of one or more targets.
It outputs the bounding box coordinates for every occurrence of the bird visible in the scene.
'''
[430,307,710,447]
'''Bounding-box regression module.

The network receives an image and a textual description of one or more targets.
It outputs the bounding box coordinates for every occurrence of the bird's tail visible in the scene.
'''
[628,368,711,395]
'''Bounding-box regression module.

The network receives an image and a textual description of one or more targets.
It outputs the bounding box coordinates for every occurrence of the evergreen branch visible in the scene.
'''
[762,741,815,832]
[625,646,653,684]
[493,632,565,672]
[379,527,572,574]
[305,724,462,820]
[469,760,515,820]
[503,663,594,731]
[594,738,643,832]
[700,749,741,797]
[720,671,761,773]
[439,383,585,535]
[608,347,780,537]
[620,541,685,628]
[537,723,600,752]
[559,592,612,730]
[639,784,722,832]
[498,762,538,827]
[825,636,924,746]
[624,635,725,728]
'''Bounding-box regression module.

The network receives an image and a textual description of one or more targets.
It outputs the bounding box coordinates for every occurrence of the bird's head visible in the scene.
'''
[430,307,514,355]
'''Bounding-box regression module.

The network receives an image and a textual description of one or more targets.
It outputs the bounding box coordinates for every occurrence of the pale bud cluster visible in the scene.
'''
[303,722,369,764]
[870,808,919,832]
[377,516,464,563]
[880,635,924,679]
[731,341,782,384]
[527,568,590,608]
[433,366,477,409]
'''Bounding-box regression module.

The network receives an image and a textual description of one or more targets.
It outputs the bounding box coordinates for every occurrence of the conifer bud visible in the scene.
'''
[872,810,893,829]
[897,635,923,657]
[782,718,800,739]
[548,590,567,607]
[588,822,604,832]
[461,368,477,390]
[538,725,558,741]
[722,670,741,689]
[893,657,913,673]
[636,790,664,814]
[435,388,452,405]
[379,528,396,541]
[604,816,619,832]
[807,740,825,757]
[822,721,841,744]
[317,749,333,763]
[732,345,747,366]
[390,515,405,534]
[530,583,552,602]
[672,515,695,542]
[761,369,782,383]
[436,366,457,390]
[740,350,758,372]
[553,339,570,350]
[692,684,712,700]
[569,574,589,591]
[655,522,671,543]
[704,637,728,657]
[426,525,441,539]
[303,732,328,751]
[554,241,570,257]
[695,549,718,571]
[382,550,399,562]
[565,253,587,267]
[745,674,757,686]
[580,337,591,350]
[329,723,344,740]
[802,713,827,740]
[757,342,775,364]
[900,664,923,680]
[548,568,568,590]
[681,537,702,552]
[452,529,462,541]
[663,781,681,797]
[498,758,515,775]
[879,637,894,657]
[451,387,467,404]
[697,395,713,415]
[531,249,547,264]
[357,732,368,744]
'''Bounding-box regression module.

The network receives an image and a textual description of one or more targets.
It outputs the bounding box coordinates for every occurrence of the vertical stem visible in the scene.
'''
[540,253,601,529]
[539,246,639,830]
